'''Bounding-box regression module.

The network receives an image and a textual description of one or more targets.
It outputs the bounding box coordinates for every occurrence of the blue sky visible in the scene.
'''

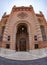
[0,0,47,20]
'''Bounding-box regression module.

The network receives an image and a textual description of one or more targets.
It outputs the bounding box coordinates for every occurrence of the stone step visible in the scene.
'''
[0,48,47,60]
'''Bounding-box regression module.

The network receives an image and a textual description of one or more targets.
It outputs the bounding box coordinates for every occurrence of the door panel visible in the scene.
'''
[20,38,26,51]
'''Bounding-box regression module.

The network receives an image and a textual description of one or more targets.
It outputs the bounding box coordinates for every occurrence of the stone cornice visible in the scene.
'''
[2,15,9,18]
[36,14,43,17]
[12,5,33,12]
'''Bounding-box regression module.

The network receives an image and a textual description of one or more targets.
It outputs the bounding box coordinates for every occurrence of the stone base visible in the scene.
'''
[0,48,47,60]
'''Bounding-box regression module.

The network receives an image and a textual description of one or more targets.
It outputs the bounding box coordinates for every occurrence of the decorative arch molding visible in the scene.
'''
[2,18,43,50]
[40,25,46,41]
[15,20,30,33]
[12,20,32,50]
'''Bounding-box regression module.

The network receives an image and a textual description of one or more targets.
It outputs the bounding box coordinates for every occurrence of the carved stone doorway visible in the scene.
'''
[16,23,29,51]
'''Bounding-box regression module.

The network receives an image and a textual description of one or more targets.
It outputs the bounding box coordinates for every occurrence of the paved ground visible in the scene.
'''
[0,56,47,65]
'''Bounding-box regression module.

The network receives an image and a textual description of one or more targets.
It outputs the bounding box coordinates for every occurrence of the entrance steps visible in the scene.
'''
[0,48,47,60]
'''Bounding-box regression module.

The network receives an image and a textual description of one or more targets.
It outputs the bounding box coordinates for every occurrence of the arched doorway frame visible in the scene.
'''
[16,23,29,51]
[12,20,32,51]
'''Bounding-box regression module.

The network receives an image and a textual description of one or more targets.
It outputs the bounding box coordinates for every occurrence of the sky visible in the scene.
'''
[0,0,47,20]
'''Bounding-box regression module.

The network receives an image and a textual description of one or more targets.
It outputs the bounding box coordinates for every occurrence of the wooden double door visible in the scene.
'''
[16,34,27,51]
[16,24,29,51]
[19,38,26,51]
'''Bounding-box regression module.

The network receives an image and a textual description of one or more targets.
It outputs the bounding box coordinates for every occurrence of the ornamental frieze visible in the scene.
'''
[17,12,28,19]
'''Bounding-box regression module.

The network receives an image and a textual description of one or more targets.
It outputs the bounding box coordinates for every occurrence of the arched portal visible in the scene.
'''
[16,23,29,51]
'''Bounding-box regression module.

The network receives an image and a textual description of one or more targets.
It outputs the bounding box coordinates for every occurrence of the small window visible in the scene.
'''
[6,44,10,49]
[35,44,38,49]
[34,35,37,41]
[8,36,10,41]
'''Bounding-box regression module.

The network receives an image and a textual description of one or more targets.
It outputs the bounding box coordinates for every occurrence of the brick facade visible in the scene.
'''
[0,5,47,51]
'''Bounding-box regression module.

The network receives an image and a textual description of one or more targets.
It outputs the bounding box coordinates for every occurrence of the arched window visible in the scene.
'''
[40,25,46,41]
[2,26,5,34]
[0,26,5,42]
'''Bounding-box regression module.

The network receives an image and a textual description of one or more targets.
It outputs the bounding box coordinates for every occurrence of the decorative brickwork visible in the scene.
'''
[0,5,47,50]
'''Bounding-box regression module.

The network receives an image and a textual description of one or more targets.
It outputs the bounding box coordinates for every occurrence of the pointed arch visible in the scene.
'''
[40,25,46,41]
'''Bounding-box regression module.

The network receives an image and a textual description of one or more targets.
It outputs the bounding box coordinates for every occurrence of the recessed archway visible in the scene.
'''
[16,23,29,51]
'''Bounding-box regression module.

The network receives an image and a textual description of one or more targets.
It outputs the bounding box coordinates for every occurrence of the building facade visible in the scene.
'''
[0,5,47,51]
